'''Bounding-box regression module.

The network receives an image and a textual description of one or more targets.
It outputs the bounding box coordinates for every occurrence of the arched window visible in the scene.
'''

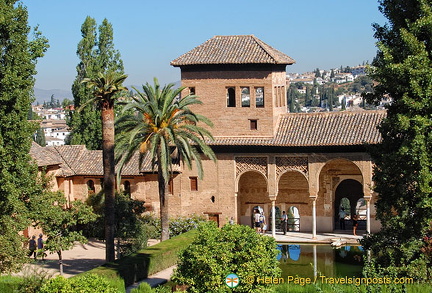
[241,87,250,107]
[356,198,367,220]
[87,180,95,195]
[227,87,236,107]
[124,180,131,196]
[288,206,300,231]
[340,197,351,217]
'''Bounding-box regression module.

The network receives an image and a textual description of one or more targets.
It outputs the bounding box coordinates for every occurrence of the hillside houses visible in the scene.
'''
[32,105,70,146]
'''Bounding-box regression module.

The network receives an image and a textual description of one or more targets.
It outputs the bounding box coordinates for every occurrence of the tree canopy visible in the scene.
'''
[115,79,216,240]
[362,0,432,280]
[68,17,124,150]
[0,0,48,273]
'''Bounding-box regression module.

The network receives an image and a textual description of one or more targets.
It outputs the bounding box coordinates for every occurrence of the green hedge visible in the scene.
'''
[0,276,22,293]
[86,229,197,287]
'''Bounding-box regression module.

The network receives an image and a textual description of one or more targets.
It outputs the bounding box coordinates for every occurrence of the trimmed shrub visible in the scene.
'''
[39,274,121,293]
[0,276,21,293]
[171,222,281,293]
[142,214,206,239]
[87,229,197,287]
[130,282,152,293]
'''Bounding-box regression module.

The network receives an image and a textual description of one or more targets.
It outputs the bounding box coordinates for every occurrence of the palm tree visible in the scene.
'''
[116,78,216,241]
[81,71,128,262]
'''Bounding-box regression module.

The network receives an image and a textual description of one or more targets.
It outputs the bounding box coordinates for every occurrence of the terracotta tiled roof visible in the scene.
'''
[30,111,385,176]
[171,35,295,66]
[209,110,386,147]
[30,144,152,177]
[30,141,63,166]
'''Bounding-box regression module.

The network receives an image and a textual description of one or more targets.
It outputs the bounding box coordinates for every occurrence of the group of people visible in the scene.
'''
[253,209,290,235]
[253,209,267,234]
[339,208,359,236]
[28,234,45,260]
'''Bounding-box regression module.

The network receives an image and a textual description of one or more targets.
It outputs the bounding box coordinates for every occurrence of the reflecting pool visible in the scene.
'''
[277,244,364,279]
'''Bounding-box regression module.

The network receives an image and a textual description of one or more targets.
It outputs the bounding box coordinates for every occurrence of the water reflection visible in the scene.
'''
[277,244,364,279]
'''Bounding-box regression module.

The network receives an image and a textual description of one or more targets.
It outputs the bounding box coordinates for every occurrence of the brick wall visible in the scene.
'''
[180,65,288,137]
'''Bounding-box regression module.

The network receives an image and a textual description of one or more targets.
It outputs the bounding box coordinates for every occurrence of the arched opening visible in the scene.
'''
[318,158,364,232]
[87,180,95,195]
[355,198,367,221]
[334,179,364,231]
[338,197,351,230]
[269,206,282,232]
[123,180,131,196]
[227,87,236,107]
[277,170,308,232]
[288,206,300,231]
[251,206,264,231]
[237,171,268,227]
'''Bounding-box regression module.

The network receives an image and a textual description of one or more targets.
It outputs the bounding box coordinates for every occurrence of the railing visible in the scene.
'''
[288,218,300,231]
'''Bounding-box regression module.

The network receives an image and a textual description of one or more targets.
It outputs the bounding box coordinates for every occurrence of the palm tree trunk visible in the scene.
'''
[102,107,116,262]
[158,158,170,241]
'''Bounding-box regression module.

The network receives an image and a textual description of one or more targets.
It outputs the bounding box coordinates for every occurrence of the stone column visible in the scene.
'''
[365,197,371,234]
[271,199,276,238]
[313,244,317,279]
[311,197,317,239]
[234,192,238,223]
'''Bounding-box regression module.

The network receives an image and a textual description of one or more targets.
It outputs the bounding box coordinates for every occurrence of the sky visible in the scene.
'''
[24,0,388,92]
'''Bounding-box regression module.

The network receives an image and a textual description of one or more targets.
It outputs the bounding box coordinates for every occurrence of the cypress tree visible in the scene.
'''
[68,17,124,150]
[0,0,48,272]
[362,0,432,280]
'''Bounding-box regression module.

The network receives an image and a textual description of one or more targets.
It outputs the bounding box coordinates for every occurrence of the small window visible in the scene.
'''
[168,178,173,194]
[241,87,250,107]
[190,177,198,191]
[227,87,236,107]
[250,119,258,130]
[124,180,131,196]
[255,87,264,108]
[87,180,95,195]
[189,87,195,95]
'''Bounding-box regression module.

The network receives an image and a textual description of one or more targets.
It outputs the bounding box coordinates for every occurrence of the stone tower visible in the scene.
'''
[171,35,295,138]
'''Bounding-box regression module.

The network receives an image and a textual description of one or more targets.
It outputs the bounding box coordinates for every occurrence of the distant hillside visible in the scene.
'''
[33,81,180,105]
[33,88,73,105]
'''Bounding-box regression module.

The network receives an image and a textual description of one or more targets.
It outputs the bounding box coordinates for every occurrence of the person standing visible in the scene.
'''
[28,236,36,259]
[259,212,267,235]
[352,215,359,236]
[281,211,288,235]
[339,208,347,230]
[37,234,45,260]
[253,209,261,232]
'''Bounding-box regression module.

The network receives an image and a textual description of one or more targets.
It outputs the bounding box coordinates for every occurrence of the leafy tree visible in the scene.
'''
[171,222,281,293]
[0,0,48,273]
[305,85,313,107]
[29,188,97,275]
[116,79,216,241]
[287,85,300,112]
[84,191,147,258]
[68,17,124,150]
[82,71,128,262]
[61,98,73,108]
[361,0,432,280]
[341,97,347,110]
[34,127,46,146]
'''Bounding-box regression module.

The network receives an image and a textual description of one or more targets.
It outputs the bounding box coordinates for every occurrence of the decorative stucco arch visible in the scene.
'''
[234,156,268,193]
[236,170,269,227]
